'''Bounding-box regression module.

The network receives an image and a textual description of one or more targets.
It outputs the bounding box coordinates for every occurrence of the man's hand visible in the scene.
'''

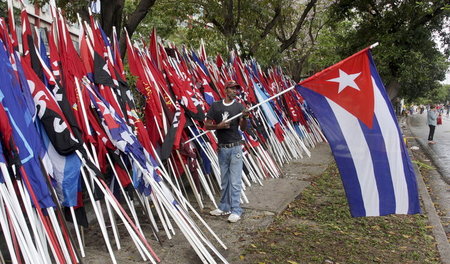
[241,108,250,119]
[217,121,231,129]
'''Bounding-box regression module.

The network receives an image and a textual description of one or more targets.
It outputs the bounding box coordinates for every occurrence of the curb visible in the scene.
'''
[413,138,450,185]
[404,118,450,264]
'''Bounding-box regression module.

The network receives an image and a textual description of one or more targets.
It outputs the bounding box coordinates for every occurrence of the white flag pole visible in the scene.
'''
[183,85,297,144]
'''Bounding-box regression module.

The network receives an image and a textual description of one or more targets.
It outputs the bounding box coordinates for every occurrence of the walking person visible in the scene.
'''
[205,80,249,223]
[427,105,438,144]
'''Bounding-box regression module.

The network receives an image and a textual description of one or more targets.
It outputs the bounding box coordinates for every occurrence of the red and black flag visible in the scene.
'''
[160,103,186,160]
[90,18,115,87]
[22,61,82,155]
[20,9,43,80]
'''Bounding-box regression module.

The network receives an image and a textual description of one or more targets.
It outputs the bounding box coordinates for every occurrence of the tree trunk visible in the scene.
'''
[278,0,317,52]
[386,79,400,100]
[119,0,157,59]
[100,0,125,39]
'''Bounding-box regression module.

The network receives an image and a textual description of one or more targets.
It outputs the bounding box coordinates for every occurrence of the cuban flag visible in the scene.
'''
[297,48,420,217]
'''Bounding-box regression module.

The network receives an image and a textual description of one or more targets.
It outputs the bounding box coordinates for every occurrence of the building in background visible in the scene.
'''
[1,0,80,51]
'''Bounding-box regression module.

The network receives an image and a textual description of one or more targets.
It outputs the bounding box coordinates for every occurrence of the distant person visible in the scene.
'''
[427,105,438,144]
[446,104,450,117]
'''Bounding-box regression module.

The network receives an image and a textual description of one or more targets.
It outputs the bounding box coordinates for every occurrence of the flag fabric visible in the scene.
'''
[297,48,420,217]
[37,120,82,207]
[91,19,115,88]
[91,0,101,14]
[46,28,84,144]
[22,61,81,155]
[0,40,54,208]
[160,103,186,160]
[21,9,43,79]
[189,126,212,174]
[0,140,5,184]
[0,102,21,169]
[253,81,279,127]
[0,140,4,165]
[253,81,284,141]
[86,85,148,170]
[6,0,18,51]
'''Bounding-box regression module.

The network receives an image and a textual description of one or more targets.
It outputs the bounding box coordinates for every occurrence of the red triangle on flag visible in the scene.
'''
[300,49,375,128]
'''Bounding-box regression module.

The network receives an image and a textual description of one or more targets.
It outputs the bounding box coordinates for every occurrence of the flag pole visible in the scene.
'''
[183,85,297,144]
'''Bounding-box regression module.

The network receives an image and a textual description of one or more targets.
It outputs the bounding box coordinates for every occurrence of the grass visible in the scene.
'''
[241,163,440,264]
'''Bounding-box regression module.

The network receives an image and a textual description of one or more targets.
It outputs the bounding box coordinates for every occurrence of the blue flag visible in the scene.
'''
[37,120,82,207]
[0,40,54,208]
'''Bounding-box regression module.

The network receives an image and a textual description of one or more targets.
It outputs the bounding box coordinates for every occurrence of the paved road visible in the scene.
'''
[408,111,450,233]
[408,111,450,182]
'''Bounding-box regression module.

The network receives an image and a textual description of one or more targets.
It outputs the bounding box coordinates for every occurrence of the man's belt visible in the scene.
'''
[218,141,242,148]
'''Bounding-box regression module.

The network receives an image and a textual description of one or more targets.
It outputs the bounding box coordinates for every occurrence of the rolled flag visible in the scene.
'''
[90,0,101,14]
[253,81,285,142]
[297,48,420,217]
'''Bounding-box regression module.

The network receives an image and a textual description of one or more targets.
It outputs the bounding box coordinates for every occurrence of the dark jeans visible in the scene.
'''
[428,125,436,141]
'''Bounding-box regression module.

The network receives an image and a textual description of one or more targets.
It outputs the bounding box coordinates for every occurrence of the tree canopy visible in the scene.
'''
[324,0,450,100]
[17,0,450,101]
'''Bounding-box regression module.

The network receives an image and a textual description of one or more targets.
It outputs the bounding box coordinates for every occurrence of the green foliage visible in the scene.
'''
[30,0,89,22]
[326,0,450,101]
[302,20,353,77]
[0,2,6,18]
[417,83,450,104]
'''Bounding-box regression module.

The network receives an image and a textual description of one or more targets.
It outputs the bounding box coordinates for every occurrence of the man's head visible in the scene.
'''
[224,80,241,100]
[225,80,241,90]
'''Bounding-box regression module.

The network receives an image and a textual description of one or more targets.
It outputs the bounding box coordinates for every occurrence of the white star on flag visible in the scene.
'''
[327,69,361,93]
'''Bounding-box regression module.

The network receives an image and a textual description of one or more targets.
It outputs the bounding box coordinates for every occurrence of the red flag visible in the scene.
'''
[7,0,18,51]
[79,25,94,76]
[20,9,43,79]
[216,54,224,69]
[0,102,14,152]
[149,28,161,70]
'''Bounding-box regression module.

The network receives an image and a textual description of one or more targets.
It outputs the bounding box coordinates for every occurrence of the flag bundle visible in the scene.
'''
[0,3,324,264]
[124,32,326,207]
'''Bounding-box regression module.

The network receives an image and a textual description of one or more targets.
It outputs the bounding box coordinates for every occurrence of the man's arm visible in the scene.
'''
[205,119,230,130]
[239,109,249,131]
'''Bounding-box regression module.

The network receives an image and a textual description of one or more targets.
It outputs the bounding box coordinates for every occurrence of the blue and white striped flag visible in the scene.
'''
[297,48,420,217]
